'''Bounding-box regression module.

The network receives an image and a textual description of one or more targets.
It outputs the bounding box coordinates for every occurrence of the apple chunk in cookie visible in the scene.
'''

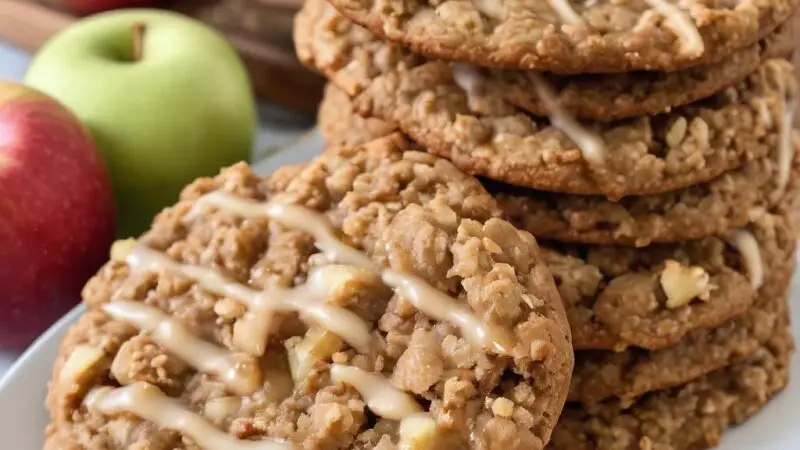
[47,135,573,450]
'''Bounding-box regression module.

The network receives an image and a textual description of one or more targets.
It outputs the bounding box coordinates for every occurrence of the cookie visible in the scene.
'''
[45,135,574,450]
[295,0,425,97]
[552,324,794,449]
[488,23,797,121]
[546,207,796,351]
[318,83,397,149]
[297,0,797,122]
[549,323,795,450]
[568,249,795,405]
[494,136,800,246]
[327,0,797,73]
[354,59,796,199]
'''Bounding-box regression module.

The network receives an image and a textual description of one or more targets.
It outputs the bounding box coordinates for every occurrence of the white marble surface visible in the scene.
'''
[0,38,314,378]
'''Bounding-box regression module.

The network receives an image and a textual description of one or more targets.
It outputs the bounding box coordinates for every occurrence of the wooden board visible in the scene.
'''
[0,0,324,115]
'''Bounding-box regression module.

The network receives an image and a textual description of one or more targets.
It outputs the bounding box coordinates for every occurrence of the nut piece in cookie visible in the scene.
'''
[660,260,713,309]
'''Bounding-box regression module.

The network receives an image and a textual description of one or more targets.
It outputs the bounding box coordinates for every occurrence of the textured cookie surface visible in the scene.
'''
[487,24,796,121]
[45,135,573,450]
[354,60,796,198]
[569,249,795,404]
[318,84,397,149]
[297,0,797,121]
[545,207,796,351]
[495,137,800,246]
[549,324,795,450]
[295,0,425,96]
[327,0,797,73]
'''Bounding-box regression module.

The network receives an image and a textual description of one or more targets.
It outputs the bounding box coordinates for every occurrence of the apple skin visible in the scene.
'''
[61,0,158,16]
[26,9,256,237]
[0,80,116,349]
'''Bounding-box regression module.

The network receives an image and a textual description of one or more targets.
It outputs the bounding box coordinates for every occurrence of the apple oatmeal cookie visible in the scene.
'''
[296,0,796,121]
[44,134,573,450]
[544,205,797,351]
[568,248,795,404]
[326,0,797,73]
[549,321,795,450]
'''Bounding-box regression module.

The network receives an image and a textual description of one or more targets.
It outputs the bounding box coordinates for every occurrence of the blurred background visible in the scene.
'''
[0,0,319,152]
[0,0,328,373]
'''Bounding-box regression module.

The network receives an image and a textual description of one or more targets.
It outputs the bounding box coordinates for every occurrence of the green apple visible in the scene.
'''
[26,9,255,237]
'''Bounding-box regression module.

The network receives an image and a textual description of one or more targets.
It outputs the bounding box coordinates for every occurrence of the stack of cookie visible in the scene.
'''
[296,0,799,448]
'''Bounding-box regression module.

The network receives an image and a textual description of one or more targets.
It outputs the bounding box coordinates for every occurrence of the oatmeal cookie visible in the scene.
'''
[489,23,796,121]
[568,249,795,404]
[295,0,425,96]
[546,207,796,351]
[494,135,800,246]
[45,134,573,450]
[297,0,796,122]
[549,322,795,450]
[318,84,397,149]
[327,0,797,73]
[354,60,797,199]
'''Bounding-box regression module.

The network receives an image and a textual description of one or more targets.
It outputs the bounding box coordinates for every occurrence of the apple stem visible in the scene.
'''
[132,22,145,62]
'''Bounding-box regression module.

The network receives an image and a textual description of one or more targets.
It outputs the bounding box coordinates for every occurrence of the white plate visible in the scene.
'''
[1,130,797,449]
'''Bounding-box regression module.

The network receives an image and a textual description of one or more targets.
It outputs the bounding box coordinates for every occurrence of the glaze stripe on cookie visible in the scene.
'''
[329,364,424,420]
[777,101,797,189]
[724,230,765,290]
[125,245,374,355]
[545,0,585,26]
[528,73,606,166]
[643,0,704,57]
[102,300,262,396]
[86,383,291,450]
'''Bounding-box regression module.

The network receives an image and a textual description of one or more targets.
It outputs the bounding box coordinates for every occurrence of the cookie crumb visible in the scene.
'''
[492,397,515,417]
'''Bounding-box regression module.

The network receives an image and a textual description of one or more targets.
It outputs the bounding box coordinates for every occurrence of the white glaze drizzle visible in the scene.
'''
[126,247,373,355]
[776,100,796,190]
[546,0,585,26]
[330,364,423,420]
[188,192,515,355]
[90,190,526,446]
[643,0,704,57]
[529,73,606,165]
[103,300,262,396]
[85,382,291,450]
[190,192,377,270]
[382,270,514,355]
[451,64,485,104]
[724,230,764,290]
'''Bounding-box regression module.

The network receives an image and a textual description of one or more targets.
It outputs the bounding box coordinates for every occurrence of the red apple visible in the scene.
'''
[60,0,159,15]
[0,80,115,349]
